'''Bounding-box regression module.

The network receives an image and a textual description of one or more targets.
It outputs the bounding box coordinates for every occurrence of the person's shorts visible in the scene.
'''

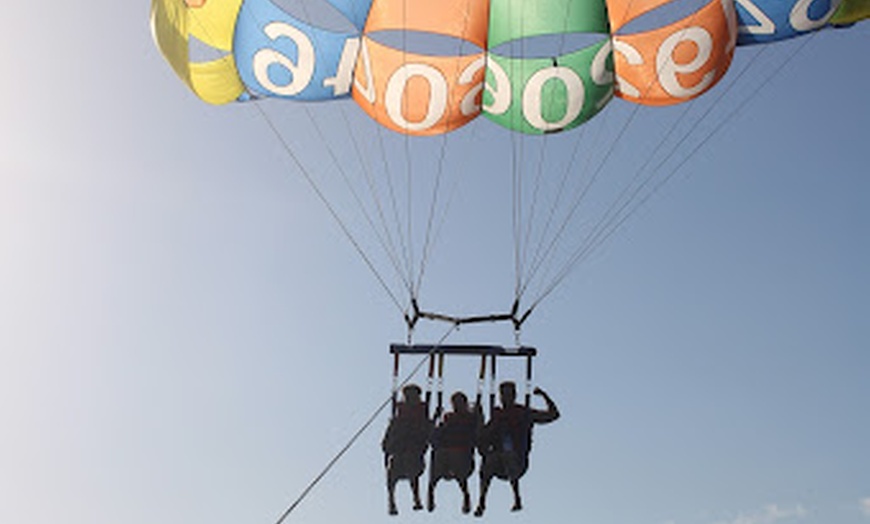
[388,452,425,480]
[480,450,528,480]
[431,448,474,480]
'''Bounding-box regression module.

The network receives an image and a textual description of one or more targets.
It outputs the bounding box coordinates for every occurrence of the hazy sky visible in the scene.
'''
[1,3,868,524]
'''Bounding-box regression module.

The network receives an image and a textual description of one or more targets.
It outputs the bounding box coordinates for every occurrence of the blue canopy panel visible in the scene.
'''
[736,0,844,44]
[233,0,373,100]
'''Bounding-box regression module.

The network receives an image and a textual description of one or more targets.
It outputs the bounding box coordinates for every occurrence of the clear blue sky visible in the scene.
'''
[1,3,867,524]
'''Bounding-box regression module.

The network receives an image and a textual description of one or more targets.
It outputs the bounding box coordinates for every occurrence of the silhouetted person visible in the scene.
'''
[427,391,482,514]
[474,382,559,516]
[382,384,432,515]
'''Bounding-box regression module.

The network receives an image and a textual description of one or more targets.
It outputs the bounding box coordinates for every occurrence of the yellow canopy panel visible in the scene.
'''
[150,0,245,105]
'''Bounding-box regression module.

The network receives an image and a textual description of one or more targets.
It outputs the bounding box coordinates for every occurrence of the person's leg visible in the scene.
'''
[387,472,398,515]
[427,475,439,512]
[474,457,493,517]
[458,477,471,514]
[509,477,522,511]
[410,477,423,510]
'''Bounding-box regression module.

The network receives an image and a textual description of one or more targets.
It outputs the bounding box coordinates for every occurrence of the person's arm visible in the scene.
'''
[382,419,395,452]
[530,387,560,424]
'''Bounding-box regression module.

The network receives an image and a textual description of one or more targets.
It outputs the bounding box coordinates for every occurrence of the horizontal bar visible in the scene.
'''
[416,310,514,325]
[390,344,537,357]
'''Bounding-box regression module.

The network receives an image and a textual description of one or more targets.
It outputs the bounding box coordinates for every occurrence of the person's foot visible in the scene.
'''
[511,501,523,512]
[462,495,471,514]
[474,504,485,517]
[388,503,398,516]
[413,500,423,511]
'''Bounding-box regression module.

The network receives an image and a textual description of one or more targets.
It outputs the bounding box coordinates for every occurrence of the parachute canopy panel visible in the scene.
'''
[609,0,738,106]
[150,0,246,105]
[735,0,844,44]
[830,0,870,25]
[483,0,614,134]
[154,0,866,130]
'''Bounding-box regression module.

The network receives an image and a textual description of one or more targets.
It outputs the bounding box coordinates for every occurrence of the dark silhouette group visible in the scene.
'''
[382,381,559,516]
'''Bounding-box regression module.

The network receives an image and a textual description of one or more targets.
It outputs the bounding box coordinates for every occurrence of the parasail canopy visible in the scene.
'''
[152,0,864,133]
[151,0,867,334]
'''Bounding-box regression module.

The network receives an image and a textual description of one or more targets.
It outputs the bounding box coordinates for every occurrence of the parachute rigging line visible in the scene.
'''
[571,47,774,263]
[514,95,645,306]
[583,40,779,251]
[301,100,417,296]
[525,30,823,312]
[186,4,415,314]
[517,114,602,308]
[414,94,464,301]
[402,1,416,297]
[254,5,491,323]
[413,99,457,301]
[508,0,664,305]
[279,0,417,302]
[517,14,704,303]
[373,121,416,293]
[272,324,459,524]
[412,0,482,302]
[414,158,465,302]
[513,9,815,315]
[252,102,407,314]
[516,7,732,307]
[515,0,588,299]
[510,0,528,303]
[339,106,416,295]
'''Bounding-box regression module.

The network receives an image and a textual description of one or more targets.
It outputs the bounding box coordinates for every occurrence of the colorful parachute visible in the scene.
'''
[151,0,866,329]
[151,0,865,135]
